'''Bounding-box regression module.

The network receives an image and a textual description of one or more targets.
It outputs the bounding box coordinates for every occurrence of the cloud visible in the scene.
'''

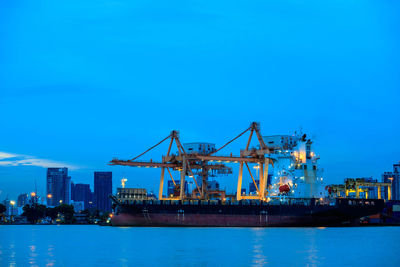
[0,152,18,160]
[0,151,79,170]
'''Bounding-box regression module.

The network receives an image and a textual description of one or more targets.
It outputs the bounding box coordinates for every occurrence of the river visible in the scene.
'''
[0,226,399,266]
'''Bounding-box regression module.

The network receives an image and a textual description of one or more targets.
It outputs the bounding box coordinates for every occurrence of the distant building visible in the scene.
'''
[248,175,273,195]
[46,168,71,206]
[382,162,400,200]
[71,183,92,210]
[3,200,20,217]
[72,201,85,213]
[117,188,147,203]
[167,180,175,196]
[94,172,112,212]
[71,182,75,200]
[249,180,260,194]
[17,193,29,207]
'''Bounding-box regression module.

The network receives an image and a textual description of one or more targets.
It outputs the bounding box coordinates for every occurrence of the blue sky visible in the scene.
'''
[1,0,399,200]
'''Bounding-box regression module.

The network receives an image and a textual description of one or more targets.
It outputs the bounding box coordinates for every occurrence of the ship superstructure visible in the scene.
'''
[265,133,326,199]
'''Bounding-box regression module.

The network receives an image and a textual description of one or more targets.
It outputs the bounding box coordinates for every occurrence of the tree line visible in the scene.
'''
[0,203,109,224]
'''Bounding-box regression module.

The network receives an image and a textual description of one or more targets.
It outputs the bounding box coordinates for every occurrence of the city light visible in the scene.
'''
[47,194,52,198]
[10,200,15,206]
[30,192,36,197]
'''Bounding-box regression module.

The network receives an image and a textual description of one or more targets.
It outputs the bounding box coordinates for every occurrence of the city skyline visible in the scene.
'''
[1,2,400,267]
[1,1,400,199]
[1,132,399,200]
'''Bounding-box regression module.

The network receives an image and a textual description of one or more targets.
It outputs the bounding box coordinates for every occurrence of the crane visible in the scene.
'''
[110,122,274,201]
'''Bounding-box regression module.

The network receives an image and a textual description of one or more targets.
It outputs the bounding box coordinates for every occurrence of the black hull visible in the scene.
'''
[111,198,385,227]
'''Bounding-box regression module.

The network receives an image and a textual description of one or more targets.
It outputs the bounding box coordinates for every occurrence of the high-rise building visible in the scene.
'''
[71,183,92,210]
[71,182,75,201]
[46,168,71,206]
[382,162,400,200]
[94,172,112,212]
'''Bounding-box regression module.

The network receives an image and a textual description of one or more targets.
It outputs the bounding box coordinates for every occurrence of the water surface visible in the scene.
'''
[0,226,399,266]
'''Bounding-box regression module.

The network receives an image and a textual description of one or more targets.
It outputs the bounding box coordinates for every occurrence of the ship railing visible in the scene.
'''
[337,198,379,206]
[129,198,340,206]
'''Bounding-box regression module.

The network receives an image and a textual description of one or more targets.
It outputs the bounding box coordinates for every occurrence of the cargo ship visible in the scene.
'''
[111,198,384,227]
[109,122,385,227]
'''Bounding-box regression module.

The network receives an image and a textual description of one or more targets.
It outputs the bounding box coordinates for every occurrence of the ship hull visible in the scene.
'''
[111,198,384,227]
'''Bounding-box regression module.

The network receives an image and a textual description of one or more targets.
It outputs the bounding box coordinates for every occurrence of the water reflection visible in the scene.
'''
[28,245,38,267]
[46,244,55,267]
[305,229,322,267]
[251,228,267,267]
[1,226,399,267]
[118,245,129,267]
[8,242,16,267]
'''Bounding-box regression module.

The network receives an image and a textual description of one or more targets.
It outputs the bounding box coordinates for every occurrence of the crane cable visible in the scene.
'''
[208,126,250,156]
[130,134,171,161]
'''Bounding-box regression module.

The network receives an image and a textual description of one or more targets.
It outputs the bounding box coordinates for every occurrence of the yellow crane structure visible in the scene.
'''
[328,178,392,200]
[109,122,274,201]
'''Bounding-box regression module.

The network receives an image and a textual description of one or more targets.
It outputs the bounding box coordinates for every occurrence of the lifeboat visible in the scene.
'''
[279,184,290,193]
